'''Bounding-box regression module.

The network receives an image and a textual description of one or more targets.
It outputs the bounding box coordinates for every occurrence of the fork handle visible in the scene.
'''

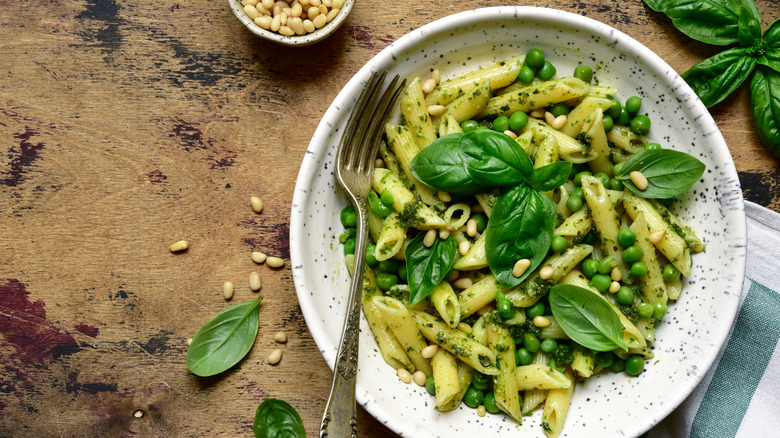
[320,197,368,438]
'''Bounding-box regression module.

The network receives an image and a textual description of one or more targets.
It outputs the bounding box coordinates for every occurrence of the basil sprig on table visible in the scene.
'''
[185,296,262,377]
[644,0,780,157]
[549,284,628,352]
[410,130,572,288]
[614,149,706,198]
[405,231,457,304]
[253,398,306,438]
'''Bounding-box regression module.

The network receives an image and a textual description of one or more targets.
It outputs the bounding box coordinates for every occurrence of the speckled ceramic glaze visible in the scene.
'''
[228,0,354,46]
[290,7,746,437]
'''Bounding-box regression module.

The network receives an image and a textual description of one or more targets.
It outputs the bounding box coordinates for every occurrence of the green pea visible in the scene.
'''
[472,372,491,391]
[662,264,681,282]
[375,272,398,290]
[551,235,569,253]
[516,348,534,366]
[365,244,378,266]
[541,338,558,353]
[602,114,614,132]
[525,48,545,68]
[526,302,546,319]
[622,245,644,263]
[461,119,479,132]
[611,358,626,372]
[493,115,509,133]
[397,264,408,282]
[610,178,624,191]
[566,195,583,212]
[570,187,584,199]
[509,111,529,130]
[645,142,662,150]
[630,114,651,135]
[343,237,356,255]
[518,65,535,84]
[425,376,436,395]
[629,261,649,277]
[483,392,501,414]
[595,351,615,368]
[592,274,612,292]
[617,228,636,247]
[471,213,488,233]
[637,302,654,318]
[380,189,394,206]
[378,259,399,273]
[612,161,625,176]
[594,172,610,186]
[625,355,645,376]
[340,205,356,227]
[616,107,631,125]
[464,386,485,408]
[607,98,622,118]
[581,258,599,278]
[616,286,634,305]
[537,61,557,81]
[550,102,570,117]
[652,300,668,319]
[524,334,541,353]
[368,192,392,217]
[574,171,592,186]
[597,256,617,274]
[497,299,515,320]
[625,95,642,114]
[574,64,593,83]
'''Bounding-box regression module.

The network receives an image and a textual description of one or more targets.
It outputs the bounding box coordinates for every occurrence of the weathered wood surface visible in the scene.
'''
[1,0,778,436]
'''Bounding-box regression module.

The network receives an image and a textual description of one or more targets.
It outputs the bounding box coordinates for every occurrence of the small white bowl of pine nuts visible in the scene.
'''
[230,0,353,46]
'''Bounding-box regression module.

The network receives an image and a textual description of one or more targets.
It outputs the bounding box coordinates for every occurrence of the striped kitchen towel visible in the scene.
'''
[646,201,780,438]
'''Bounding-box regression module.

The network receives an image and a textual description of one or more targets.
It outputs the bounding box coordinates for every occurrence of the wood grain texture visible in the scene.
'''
[0,0,777,437]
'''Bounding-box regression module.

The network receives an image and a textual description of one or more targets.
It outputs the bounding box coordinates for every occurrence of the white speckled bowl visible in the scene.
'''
[228,0,354,46]
[290,7,746,437]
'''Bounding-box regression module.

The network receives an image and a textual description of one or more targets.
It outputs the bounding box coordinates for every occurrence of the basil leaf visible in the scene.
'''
[682,46,756,107]
[750,66,780,158]
[485,185,555,288]
[406,232,457,304]
[186,297,262,377]
[253,399,306,438]
[764,17,780,47]
[614,149,706,199]
[408,134,483,196]
[737,4,762,47]
[549,284,627,352]
[643,0,745,46]
[528,161,573,192]
[459,129,534,188]
[757,50,780,74]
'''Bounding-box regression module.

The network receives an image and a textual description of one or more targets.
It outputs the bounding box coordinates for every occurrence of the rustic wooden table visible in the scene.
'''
[1,0,778,436]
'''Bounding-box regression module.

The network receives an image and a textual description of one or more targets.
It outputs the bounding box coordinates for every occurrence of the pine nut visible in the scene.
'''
[255,15,273,29]
[309,0,320,6]
[530,109,546,118]
[649,229,666,244]
[302,19,315,33]
[609,281,621,293]
[375,158,385,168]
[256,3,272,15]
[318,4,327,15]
[249,272,262,291]
[291,3,302,17]
[186,338,193,345]
[332,0,343,8]
[611,266,622,281]
[290,17,304,35]
[251,251,267,264]
[266,256,285,268]
[312,13,326,28]
[267,349,282,365]
[421,344,439,359]
[438,229,450,240]
[279,12,288,26]
[457,322,472,333]
[453,277,473,289]
[169,240,189,252]
[466,218,478,237]
[551,114,568,130]
[307,6,319,20]
[397,368,412,384]
[322,0,332,7]
[458,241,471,256]
[271,15,281,31]
[422,78,437,94]
[533,315,551,328]
[423,229,437,247]
[273,4,282,15]
[513,259,531,278]
[242,0,259,5]
[250,196,263,213]
[539,266,555,280]
[544,111,556,125]
[223,281,234,300]
[447,269,459,282]
[437,191,451,203]
[432,69,441,84]
[243,4,260,19]
[412,370,427,386]
[274,331,287,343]
[300,0,310,4]
[428,104,446,116]
[503,130,518,139]
[261,0,274,9]
[630,171,649,190]
[477,405,486,417]
[326,8,339,22]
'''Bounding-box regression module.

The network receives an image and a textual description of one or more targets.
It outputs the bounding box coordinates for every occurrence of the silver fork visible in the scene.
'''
[320,71,406,438]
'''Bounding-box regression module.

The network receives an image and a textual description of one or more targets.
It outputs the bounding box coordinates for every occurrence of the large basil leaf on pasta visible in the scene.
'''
[528,161,573,192]
[485,184,555,288]
[549,284,627,352]
[405,232,457,305]
[614,149,705,199]
[459,129,534,188]
[408,133,483,196]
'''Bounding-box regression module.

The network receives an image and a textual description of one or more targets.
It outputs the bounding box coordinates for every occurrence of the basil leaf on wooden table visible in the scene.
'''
[406,232,457,304]
[737,3,762,47]
[750,66,780,157]
[485,184,555,288]
[614,149,706,199]
[528,161,573,192]
[185,296,262,377]
[549,284,627,352]
[253,398,306,438]
[642,0,747,45]
[682,46,757,107]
